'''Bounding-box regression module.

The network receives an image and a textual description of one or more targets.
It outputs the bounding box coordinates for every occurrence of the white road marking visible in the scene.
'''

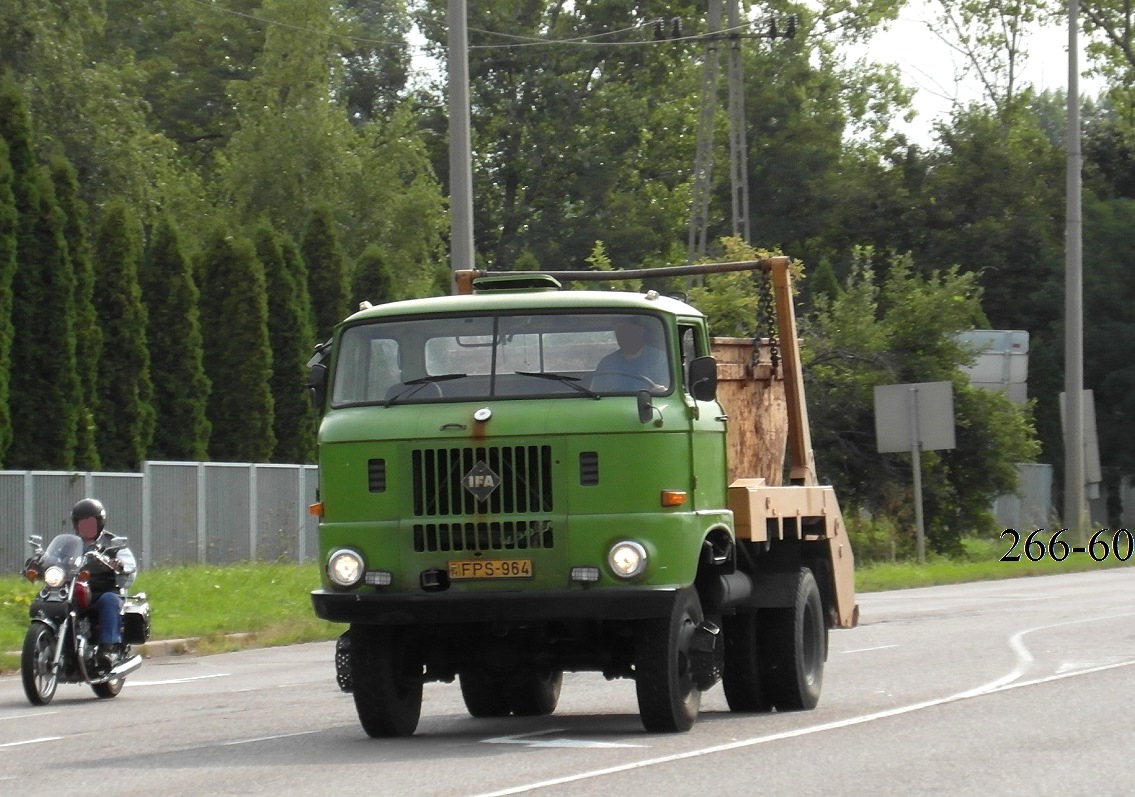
[129,673,230,687]
[0,736,65,749]
[220,730,321,746]
[842,644,899,653]
[0,710,59,722]
[484,729,645,749]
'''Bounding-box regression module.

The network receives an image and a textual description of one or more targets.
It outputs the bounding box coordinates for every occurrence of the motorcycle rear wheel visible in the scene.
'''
[22,624,59,706]
[92,676,124,699]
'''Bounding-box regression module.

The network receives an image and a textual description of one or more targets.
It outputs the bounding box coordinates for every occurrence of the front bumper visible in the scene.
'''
[311,586,680,626]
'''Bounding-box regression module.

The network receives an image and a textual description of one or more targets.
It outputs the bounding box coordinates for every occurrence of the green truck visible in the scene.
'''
[309,257,858,737]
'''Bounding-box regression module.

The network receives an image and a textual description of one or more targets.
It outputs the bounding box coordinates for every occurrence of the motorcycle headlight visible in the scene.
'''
[44,565,66,588]
[607,540,648,580]
[327,549,365,587]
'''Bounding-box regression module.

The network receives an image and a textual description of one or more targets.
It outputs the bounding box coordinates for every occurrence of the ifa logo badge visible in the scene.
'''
[463,461,501,501]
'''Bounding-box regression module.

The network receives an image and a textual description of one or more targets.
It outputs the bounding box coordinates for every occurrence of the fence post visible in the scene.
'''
[141,461,153,569]
[297,465,307,563]
[23,471,34,540]
[249,463,258,563]
[196,462,207,565]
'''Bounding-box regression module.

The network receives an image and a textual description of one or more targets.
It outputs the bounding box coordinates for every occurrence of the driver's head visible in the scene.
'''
[614,320,646,356]
[71,498,106,542]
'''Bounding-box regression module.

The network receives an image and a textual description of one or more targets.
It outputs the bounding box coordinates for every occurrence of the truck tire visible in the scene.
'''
[722,611,772,712]
[459,671,511,718]
[634,588,703,732]
[350,626,423,737]
[508,670,563,716]
[761,568,826,711]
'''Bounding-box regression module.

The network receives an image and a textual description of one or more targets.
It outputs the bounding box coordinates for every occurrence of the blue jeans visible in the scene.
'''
[92,591,123,644]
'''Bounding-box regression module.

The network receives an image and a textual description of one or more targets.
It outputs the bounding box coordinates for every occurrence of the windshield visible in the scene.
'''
[330,312,672,406]
[41,534,85,570]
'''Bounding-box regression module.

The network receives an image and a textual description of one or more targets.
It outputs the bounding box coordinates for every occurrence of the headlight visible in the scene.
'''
[607,540,648,580]
[327,549,365,587]
[44,565,66,588]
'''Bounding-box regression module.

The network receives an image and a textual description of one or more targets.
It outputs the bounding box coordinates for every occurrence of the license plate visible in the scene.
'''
[447,558,533,580]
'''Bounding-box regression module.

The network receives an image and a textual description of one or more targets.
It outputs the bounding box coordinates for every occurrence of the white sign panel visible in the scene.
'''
[874,381,957,454]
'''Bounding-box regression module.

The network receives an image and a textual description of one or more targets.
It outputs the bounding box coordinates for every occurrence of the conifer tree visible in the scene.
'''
[142,215,211,460]
[50,154,101,469]
[93,200,155,470]
[0,138,16,466]
[302,206,350,340]
[255,223,315,463]
[352,243,394,306]
[1,76,79,469]
[199,225,275,462]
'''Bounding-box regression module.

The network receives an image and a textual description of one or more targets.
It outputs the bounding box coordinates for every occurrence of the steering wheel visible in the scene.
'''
[590,370,663,392]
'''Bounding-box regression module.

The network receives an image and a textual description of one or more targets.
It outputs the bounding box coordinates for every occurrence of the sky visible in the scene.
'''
[859,6,1100,144]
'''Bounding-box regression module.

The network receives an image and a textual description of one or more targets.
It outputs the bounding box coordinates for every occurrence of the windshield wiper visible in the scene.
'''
[515,371,600,399]
[384,373,468,406]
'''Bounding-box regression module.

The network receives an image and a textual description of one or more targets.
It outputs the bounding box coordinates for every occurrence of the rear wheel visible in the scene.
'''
[508,670,563,716]
[21,624,58,706]
[350,626,423,737]
[634,588,703,732]
[92,676,124,699]
[459,671,511,718]
[722,610,771,712]
[761,568,826,711]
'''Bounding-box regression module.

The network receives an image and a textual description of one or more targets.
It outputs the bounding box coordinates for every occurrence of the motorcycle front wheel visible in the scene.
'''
[22,624,59,706]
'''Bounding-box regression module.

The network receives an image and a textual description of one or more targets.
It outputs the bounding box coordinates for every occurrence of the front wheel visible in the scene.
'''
[350,626,424,737]
[22,623,59,706]
[634,588,703,732]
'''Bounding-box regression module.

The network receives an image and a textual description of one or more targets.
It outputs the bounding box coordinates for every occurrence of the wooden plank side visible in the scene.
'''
[712,337,788,486]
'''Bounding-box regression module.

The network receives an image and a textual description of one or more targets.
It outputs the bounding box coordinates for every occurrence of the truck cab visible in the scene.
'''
[310,261,856,736]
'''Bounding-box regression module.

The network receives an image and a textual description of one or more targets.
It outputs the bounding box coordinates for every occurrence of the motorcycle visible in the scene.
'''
[20,532,151,705]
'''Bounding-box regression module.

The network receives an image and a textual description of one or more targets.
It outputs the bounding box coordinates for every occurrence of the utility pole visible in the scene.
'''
[448,0,475,290]
[1064,0,1086,538]
[726,0,750,244]
[685,6,796,267]
[686,0,722,267]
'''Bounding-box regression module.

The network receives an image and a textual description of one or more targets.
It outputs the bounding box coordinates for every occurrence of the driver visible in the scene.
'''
[591,318,669,392]
[71,498,137,666]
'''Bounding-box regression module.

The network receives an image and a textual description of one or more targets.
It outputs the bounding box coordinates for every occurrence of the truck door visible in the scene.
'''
[680,323,728,509]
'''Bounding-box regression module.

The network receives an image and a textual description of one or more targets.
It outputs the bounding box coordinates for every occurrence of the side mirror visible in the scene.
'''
[637,390,654,424]
[688,356,718,401]
[307,363,328,413]
[306,339,332,413]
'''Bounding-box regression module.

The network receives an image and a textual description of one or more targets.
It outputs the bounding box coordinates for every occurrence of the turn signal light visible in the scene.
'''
[24,566,37,582]
[308,502,325,517]
[660,490,687,507]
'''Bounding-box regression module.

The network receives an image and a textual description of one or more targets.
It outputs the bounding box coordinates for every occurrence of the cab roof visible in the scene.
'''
[340,287,705,327]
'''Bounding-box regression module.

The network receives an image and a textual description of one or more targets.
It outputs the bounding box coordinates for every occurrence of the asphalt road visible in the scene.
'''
[2,567,1133,796]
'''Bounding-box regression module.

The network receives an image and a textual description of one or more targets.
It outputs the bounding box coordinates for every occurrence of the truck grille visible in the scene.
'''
[413,520,554,552]
[411,445,554,517]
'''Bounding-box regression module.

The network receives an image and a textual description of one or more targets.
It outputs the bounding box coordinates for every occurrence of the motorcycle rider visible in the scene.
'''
[70,498,137,667]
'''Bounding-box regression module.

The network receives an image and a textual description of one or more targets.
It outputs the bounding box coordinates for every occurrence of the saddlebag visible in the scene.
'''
[123,598,151,645]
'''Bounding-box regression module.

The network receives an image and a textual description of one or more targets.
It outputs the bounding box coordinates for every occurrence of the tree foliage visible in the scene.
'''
[142,215,211,461]
[803,249,1037,554]
[92,200,155,470]
[199,225,275,463]
[256,223,316,464]
[0,137,15,465]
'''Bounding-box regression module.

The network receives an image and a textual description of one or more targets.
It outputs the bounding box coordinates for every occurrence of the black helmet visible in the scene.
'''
[71,498,107,534]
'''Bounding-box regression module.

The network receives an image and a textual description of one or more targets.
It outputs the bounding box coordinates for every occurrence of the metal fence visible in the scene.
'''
[1,461,318,574]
